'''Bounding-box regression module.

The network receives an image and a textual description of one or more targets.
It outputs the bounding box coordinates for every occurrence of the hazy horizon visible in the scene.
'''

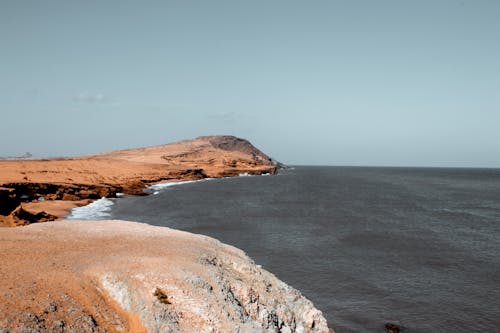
[2,1,499,168]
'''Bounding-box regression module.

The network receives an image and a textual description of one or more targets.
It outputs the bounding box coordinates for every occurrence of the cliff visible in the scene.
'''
[0,135,281,226]
[0,220,330,332]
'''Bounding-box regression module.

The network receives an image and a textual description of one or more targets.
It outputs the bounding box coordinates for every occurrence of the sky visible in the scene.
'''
[1,0,499,167]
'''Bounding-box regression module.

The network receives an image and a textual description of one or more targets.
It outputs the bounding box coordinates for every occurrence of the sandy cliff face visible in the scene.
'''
[0,220,330,333]
[0,136,281,226]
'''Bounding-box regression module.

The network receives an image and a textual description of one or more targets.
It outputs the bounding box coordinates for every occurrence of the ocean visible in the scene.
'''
[78,166,500,332]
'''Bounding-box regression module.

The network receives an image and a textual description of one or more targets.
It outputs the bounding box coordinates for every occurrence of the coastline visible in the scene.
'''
[0,136,338,331]
[68,173,275,220]
[0,135,280,226]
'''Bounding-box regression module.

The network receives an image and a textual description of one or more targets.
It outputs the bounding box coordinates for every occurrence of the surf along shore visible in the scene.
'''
[0,135,280,226]
[0,135,333,332]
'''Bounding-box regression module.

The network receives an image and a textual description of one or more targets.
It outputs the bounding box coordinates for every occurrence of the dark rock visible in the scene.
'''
[86,315,97,327]
[1,182,119,202]
[385,322,400,333]
[11,206,57,224]
[0,187,19,215]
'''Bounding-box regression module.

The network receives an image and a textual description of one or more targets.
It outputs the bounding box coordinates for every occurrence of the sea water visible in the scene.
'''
[104,167,500,332]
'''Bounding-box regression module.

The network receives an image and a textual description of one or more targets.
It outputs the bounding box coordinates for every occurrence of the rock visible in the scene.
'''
[0,187,19,215]
[0,220,331,332]
[385,322,400,333]
[1,205,57,226]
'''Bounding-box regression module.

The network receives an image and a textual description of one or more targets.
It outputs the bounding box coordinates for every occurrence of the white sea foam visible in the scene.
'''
[148,172,271,193]
[147,178,212,192]
[238,172,271,177]
[67,197,114,220]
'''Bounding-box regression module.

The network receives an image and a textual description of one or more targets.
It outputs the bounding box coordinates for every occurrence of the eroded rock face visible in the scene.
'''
[0,220,331,333]
[0,187,58,226]
[0,187,19,215]
[99,253,328,333]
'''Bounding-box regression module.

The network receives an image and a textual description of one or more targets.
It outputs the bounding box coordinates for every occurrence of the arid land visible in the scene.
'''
[0,135,333,332]
[0,135,281,226]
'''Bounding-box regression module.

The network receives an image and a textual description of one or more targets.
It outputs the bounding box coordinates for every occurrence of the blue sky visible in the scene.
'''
[1,0,499,167]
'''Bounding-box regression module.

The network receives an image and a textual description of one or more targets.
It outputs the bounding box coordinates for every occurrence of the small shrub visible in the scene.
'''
[153,288,171,304]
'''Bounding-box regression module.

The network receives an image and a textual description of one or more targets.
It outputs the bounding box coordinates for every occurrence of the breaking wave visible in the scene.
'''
[147,179,213,194]
[67,198,114,220]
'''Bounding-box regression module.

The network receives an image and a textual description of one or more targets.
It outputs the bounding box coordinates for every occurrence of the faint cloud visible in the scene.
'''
[72,92,110,103]
[209,111,258,121]
[210,111,239,120]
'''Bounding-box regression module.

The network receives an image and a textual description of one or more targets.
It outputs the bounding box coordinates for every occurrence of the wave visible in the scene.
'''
[67,198,114,220]
[149,173,272,193]
[147,178,214,194]
[239,172,271,177]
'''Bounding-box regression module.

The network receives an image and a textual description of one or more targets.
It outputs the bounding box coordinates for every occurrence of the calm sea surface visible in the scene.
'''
[110,167,500,332]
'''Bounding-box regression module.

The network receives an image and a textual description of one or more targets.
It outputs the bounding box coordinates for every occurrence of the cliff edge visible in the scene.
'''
[0,220,330,332]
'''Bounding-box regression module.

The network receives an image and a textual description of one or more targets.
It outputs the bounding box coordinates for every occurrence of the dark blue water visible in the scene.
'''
[110,167,500,332]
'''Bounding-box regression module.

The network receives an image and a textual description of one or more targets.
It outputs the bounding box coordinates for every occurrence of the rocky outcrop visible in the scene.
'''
[0,186,58,226]
[1,182,121,201]
[204,135,281,167]
[0,220,330,332]
[0,187,19,216]
[1,205,57,226]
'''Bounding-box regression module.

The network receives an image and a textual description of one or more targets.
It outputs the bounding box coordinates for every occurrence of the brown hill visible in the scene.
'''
[0,136,281,226]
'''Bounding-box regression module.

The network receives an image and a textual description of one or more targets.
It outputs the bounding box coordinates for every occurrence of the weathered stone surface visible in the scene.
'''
[0,220,331,332]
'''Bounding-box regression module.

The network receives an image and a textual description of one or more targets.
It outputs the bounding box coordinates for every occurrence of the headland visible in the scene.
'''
[0,135,280,226]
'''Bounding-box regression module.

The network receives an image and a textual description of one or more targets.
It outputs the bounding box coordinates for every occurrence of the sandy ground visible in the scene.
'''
[0,220,330,332]
[22,199,93,218]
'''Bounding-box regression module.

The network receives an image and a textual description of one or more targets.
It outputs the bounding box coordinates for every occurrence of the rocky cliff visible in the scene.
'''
[0,220,331,332]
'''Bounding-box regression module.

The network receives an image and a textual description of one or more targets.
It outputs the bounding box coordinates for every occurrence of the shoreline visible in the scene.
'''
[67,172,276,220]
[0,137,335,331]
[0,135,280,226]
